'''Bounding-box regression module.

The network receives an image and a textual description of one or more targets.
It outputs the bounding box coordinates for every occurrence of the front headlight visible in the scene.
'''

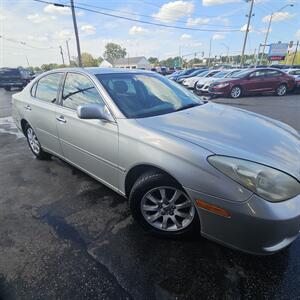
[214,83,229,88]
[208,156,300,202]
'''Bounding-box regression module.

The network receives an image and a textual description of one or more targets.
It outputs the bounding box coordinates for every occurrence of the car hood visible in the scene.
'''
[137,103,300,180]
[196,77,215,85]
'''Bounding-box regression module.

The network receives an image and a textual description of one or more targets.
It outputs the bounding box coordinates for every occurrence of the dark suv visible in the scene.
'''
[0,68,31,91]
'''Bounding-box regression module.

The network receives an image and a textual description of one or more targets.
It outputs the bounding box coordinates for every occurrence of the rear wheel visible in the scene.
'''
[4,86,11,91]
[25,124,51,160]
[276,84,287,96]
[230,86,242,98]
[129,171,199,238]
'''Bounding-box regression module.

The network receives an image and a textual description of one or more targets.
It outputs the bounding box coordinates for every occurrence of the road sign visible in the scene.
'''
[173,57,181,68]
[268,43,288,61]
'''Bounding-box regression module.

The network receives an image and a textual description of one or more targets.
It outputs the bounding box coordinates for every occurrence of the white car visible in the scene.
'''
[283,68,300,78]
[182,70,220,89]
[196,69,242,94]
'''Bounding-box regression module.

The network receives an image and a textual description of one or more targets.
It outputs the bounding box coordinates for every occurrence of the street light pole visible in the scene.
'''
[241,0,254,67]
[208,38,212,67]
[259,3,294,65]
[70,0,82,67]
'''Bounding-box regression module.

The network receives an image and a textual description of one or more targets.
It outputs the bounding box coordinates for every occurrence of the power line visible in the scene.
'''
[74,1,241,28]
[33,0,241,32]
[0,35,58,50]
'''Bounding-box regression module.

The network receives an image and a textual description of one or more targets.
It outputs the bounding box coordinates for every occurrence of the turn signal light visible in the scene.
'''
[196,199,231,218]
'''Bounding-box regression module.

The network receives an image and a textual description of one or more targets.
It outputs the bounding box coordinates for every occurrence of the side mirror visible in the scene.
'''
[77,103,114,122]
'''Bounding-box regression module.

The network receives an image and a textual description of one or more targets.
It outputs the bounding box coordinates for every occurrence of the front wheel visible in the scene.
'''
[276,84,287,96]
[25,124,51,160]
[230,86,242,98]
[129,171,200,238]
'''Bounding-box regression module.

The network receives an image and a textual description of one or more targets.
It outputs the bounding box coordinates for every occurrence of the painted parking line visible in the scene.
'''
[0,116,24,139]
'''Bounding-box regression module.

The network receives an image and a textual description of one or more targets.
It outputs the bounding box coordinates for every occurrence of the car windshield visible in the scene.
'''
[197,70,210,77]
[225,70,241,77]
[189,69,205,76]
[231,70,251,78]
[96,73,203,118]
[212,71,228,78]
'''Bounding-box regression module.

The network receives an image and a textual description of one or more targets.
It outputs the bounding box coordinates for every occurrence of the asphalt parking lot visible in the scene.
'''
[0,89,300,300]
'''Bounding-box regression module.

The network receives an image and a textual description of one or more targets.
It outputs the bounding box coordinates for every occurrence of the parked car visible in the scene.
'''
[168,68,198,81]
[283,68,300,77]
[195,69,242,95]
[293,75,300,93]
[176,68,208,83]
[166,70,183,79]
[183,70,220,90]
[0,67,31,91]
[208,68,295,98]
[12,68,300,255]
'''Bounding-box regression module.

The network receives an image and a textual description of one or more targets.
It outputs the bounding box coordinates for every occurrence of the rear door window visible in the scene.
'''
[265,70,282,78]
[35,73,63,103]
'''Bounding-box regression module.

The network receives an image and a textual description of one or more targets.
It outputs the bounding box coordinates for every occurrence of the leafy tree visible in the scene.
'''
[81,52,99,67]
[103,43,126,65]
[159,57,174,68]
[148,57,159,66]
[41,63,60,71]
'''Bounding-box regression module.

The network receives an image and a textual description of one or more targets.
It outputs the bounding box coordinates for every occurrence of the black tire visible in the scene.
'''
[4,86,11,91]
[129,171,200,239]
[25,124,51,160]
[276,83,287,96]
[230,86,242,98]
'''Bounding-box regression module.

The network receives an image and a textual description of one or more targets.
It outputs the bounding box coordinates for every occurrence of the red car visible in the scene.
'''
[208,68,295,98]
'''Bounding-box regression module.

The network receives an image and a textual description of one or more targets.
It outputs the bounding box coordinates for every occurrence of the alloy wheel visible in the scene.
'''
[140,186,195,232]
[277,84,287,96]
[27,127,40,155]
[231,86,241,98]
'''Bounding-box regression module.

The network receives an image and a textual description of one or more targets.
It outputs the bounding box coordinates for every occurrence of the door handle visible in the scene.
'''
[56,116,66,123]
[24,105,31,111]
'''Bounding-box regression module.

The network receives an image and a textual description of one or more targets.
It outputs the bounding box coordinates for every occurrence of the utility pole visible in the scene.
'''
[70,0,82,67]
[66,39,71,65]
[252,48,256,65]
[59,45,65,65]
[255,43,261,67]
[292,41,299,66]
[208,38,212,67]
[241,0,254,67]
[259,15,272,65]
[259,4,294,65]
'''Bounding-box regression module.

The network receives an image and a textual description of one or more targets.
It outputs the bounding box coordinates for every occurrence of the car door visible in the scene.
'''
[263,70,284,91]
[242,70,267,93]
[55,72,119,190]
[23,72,64,156]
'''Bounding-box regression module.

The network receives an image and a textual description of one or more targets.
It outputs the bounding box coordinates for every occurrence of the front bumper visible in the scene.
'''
[185,187,300,255]
[208,85,230,96]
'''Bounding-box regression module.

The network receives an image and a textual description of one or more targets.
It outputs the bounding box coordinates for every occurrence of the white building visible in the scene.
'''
[114,56,151,70]
[99,59,113,68]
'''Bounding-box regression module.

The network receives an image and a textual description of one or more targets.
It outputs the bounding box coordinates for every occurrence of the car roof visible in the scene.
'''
[48,67,154,75]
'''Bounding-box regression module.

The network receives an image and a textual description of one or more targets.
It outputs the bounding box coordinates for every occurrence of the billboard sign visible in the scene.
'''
[268,43,288,61]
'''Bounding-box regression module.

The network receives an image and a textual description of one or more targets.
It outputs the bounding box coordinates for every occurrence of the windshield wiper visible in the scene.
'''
[175,103,201,112]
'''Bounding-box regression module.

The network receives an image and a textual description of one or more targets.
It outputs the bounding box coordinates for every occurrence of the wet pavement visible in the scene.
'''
[0,89,300,299]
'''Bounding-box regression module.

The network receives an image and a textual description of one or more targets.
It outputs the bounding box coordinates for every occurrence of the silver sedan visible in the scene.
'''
[12,68,300,255]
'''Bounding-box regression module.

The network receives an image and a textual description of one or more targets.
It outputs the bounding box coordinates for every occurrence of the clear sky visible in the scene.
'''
[1,0,300,67]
